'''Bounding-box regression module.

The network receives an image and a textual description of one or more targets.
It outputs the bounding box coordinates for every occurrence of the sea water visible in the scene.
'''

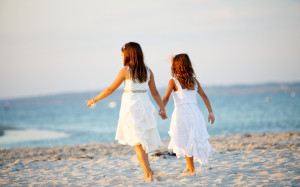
[0,83,299,149]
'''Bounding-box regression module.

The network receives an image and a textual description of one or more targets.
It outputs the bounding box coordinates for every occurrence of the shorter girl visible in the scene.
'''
[85,42,167,181]
[162,53,215,176]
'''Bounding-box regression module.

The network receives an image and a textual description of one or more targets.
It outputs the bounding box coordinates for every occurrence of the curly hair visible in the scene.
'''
[171,53,196,90]
[121,42,147,83]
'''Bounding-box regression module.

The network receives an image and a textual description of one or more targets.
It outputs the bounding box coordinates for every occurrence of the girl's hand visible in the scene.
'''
[85,98,96,108]
[208,112,215,124]
[159,108,168,120]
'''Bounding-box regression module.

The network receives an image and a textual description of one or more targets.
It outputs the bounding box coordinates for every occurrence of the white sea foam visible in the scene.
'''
[0,129,69,144]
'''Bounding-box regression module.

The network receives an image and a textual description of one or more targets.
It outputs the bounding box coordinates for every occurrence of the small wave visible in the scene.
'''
[0,129,69,144]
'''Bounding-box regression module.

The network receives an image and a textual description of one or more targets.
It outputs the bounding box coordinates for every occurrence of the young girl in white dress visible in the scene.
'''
[85,42,167,181]
[162,53,215,176]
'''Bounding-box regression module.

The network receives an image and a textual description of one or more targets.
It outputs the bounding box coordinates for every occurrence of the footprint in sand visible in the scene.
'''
[155,176,163,181]
[154,170,168,181]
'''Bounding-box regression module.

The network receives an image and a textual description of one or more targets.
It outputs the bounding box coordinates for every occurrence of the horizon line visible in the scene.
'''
[1,81,300,101]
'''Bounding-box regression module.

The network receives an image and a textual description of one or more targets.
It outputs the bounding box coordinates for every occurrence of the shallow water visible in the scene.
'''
[0,83,299,149]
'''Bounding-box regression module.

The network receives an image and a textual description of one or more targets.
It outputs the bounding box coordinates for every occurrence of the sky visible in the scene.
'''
[0,0,299,99]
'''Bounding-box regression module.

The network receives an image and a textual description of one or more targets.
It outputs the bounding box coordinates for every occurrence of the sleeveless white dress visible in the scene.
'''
[168,78,215,164]
[115,67,161,153]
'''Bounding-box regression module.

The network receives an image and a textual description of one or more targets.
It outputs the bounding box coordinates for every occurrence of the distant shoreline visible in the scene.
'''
[0,82,299,108]
[0,81,299,102]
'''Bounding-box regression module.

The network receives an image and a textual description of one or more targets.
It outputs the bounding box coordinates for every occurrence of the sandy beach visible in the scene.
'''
[1,131,299,186]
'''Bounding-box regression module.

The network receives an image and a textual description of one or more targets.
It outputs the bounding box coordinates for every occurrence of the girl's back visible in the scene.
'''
[86,42,167,181]
[171,77,198,107]
[162,53,215,168]
[116,66,161,153]
[169,77,214,164]
[124,67,150,92]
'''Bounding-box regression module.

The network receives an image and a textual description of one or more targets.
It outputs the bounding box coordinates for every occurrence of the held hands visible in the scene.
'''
[159,108,168,120]
[208,112,215,124]
[85,98,96,108]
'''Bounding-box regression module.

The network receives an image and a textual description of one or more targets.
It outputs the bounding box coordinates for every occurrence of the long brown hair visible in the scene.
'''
[171,53,196,90]
[121,42,147,83]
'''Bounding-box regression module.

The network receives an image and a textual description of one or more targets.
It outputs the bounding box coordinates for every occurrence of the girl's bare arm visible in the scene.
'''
[196,80,215,124]
[148,70,167,119]
[162,79,175,107]
[85,68,126,108]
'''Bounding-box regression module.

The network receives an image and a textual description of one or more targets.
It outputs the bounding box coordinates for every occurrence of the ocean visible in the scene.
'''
[0,83,299,149]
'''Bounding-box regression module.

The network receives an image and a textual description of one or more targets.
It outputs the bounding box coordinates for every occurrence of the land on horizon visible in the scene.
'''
[0,81,299,102]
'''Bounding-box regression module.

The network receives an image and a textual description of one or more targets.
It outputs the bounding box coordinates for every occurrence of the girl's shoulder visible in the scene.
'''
[170,77,179,85]
[146,66,151,72]
[169,78,175,83]
[168,78,179,92]
[194,78,200,86]
[120,67,130,79]
[120,67,129,74]
[168,78,176,88]
[147,67,153,77]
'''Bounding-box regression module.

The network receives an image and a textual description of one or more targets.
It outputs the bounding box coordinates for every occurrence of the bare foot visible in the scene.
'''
[143,175,153,182]
[183,165,196,176]
[183,165,190,173]
[142,170,154,182]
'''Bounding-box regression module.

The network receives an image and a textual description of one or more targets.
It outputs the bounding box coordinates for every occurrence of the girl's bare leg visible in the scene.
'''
[185,156,196,176]
[133,144,153,181]
[145,153,154,174]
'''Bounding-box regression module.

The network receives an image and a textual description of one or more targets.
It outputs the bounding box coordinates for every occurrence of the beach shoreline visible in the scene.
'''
[0,126,16,137]
[1,131,299,186]
[0,129,69,145]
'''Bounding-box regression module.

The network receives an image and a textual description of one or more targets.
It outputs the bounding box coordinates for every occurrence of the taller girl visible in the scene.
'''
[85,42,167,181]
[163,53,215,176]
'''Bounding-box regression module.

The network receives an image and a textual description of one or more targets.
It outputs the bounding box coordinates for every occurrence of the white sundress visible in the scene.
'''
[115,67,161,153]
[168,77,215,164]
